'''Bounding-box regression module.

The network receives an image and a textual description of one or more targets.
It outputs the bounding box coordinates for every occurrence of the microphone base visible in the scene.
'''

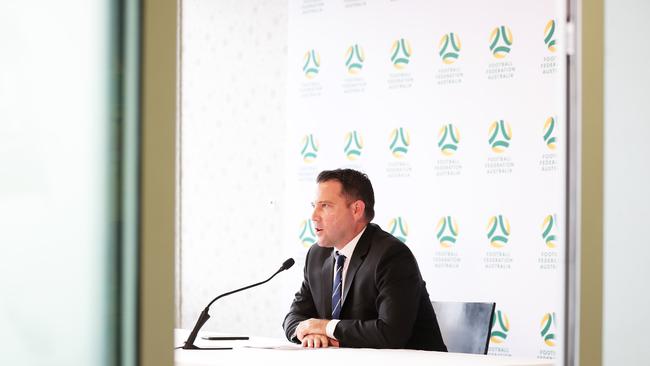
[181,344,232,351]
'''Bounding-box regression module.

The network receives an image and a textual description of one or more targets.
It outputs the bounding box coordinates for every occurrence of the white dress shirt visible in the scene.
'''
[325,226,367,339]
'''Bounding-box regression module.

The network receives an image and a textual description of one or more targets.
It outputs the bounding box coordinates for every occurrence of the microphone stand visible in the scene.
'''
[182,259,294,350]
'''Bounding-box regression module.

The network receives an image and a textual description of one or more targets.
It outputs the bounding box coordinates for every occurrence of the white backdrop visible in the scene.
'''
[284,0,566,363]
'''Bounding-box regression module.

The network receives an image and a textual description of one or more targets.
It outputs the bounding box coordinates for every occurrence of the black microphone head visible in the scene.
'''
[281,258,295,271]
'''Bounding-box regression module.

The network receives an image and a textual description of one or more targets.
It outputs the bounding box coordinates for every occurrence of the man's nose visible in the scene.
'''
[311,207,319,221]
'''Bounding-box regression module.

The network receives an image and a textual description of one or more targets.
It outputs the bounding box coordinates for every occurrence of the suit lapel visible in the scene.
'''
[341,224,374,306]
[321,250,334,317]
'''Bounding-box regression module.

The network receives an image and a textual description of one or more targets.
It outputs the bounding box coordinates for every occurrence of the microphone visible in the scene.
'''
[280,258,295,271]
[181,258,295,350]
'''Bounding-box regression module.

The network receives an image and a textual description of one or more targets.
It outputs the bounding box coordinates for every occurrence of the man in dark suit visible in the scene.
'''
[283,169,446,351]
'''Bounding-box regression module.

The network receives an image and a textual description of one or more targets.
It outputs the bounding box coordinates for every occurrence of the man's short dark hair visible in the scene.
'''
[316,169,375,222]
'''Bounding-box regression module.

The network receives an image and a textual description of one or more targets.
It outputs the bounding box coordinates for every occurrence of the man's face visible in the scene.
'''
[311,180,357,248]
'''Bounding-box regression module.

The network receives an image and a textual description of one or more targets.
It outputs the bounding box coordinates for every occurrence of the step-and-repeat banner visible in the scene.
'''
[283,0,566,363]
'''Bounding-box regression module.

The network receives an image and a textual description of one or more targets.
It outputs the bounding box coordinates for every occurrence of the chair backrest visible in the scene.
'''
[431,301,496,355]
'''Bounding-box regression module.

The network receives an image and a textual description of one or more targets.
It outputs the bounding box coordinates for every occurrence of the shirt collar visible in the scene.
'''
[336,225,367,259]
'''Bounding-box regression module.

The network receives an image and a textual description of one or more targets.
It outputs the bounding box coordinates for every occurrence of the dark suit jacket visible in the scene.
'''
[283,223,447,351]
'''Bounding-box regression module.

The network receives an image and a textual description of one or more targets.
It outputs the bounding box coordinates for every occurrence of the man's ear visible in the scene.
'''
[353,200,366,220]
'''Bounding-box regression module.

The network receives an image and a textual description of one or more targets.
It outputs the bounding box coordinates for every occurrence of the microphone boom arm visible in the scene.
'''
[181,259,293,350]
[205,269,282,309]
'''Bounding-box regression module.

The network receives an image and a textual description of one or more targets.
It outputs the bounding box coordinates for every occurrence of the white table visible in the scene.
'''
[174,329,554,366]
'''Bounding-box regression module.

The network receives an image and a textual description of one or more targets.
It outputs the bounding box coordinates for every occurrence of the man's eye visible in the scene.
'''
[321,203,329,208]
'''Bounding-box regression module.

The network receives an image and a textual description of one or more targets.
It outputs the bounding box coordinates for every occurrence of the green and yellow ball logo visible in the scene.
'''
[543,116,557,150]
[487,215,511,248]
[541,214,558,249]
[389,127,410,158]
[388,216,409,243]
[540,312,557,347]
[489,25,513,59]
[390,38,412,70]
[438,123,460,156]
[490,309,510,344]
[302,49,321,79]
[439,33,461,64]
[301,134,319,163]
[488,120,512,153]
[544,20,557,52]
[299,219,317,247]
[345,44,365,75]
[344,130,364,161]
[436,216,459,248]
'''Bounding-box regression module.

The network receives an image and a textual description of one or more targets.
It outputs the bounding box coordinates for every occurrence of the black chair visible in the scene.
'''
[431,301,496,355]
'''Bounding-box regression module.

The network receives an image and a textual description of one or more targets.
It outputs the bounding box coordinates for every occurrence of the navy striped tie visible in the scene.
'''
[332,252,346,319]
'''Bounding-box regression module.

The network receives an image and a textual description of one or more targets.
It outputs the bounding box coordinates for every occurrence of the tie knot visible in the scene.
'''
[334,252,345,268]
[335,252,346,266]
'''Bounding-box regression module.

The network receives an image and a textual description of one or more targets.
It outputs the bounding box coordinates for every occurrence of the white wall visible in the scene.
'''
[603,0,650,364]
[178,0,291,338]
